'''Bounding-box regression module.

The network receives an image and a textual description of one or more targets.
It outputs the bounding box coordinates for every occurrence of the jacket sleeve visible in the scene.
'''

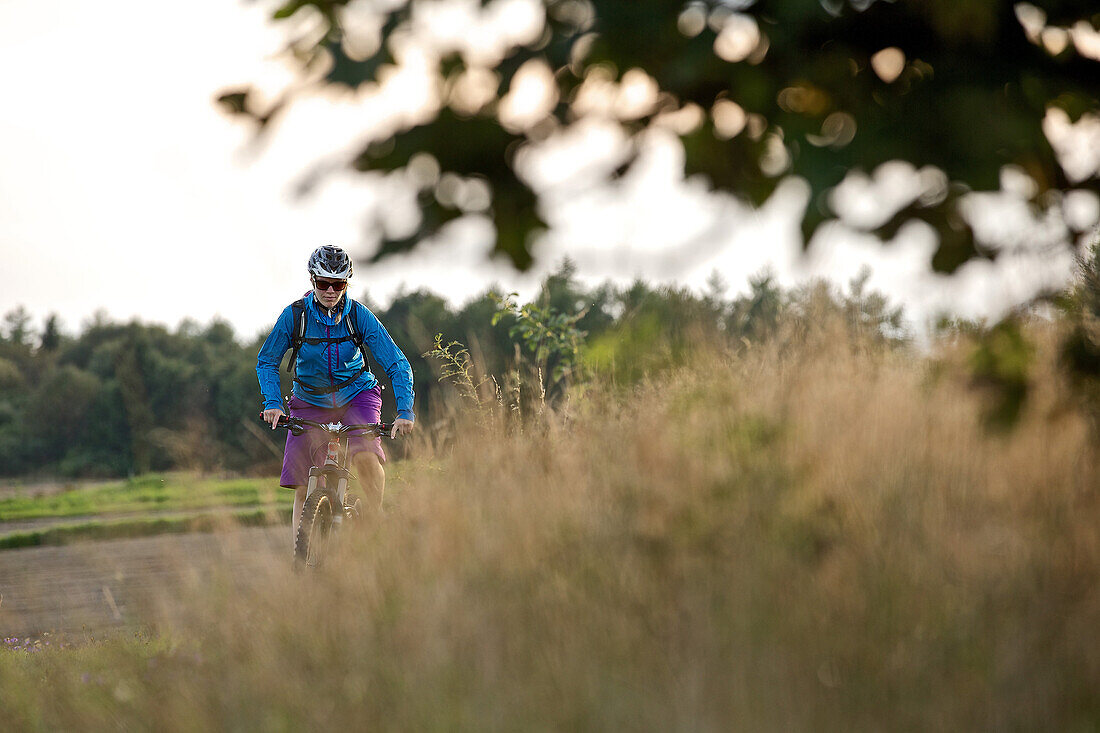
[357,305,416,421]
[256,306,294,412]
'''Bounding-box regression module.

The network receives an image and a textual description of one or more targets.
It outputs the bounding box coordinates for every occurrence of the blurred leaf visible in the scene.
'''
[273,0,310,20]
[215,90,249,116]
[220,0,1100,271]
[324,41,392,89]
[873,195,984,274]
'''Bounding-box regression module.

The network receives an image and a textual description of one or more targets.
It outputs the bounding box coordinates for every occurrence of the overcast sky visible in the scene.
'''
[0,0,1092,342]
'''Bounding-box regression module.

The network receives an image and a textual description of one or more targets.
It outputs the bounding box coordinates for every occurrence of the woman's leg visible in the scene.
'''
[343,385,387,516]
[353,451,386,515]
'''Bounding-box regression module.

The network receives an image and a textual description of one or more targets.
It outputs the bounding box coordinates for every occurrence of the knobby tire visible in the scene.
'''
[295,490,335,568]
[345,491,364,521]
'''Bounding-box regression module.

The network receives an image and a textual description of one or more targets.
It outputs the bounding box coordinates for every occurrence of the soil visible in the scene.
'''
[0,527,288,639]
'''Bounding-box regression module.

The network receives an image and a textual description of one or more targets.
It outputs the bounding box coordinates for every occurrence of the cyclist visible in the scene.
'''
[256,245,414,543]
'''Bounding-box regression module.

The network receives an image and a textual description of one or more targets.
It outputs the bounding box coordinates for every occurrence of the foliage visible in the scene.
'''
[0,316,276,478]
[220,0,1100,273]
[729,271,785,343]
[1059,234,1100,428]
[3,325,1100,729]
[968,317,1035,429]
[839,267,906,341]
[424,285,589,425]
[491,290,588,399]
[586,280,726,384]
[422,334,498,414]
[0,266,906,477]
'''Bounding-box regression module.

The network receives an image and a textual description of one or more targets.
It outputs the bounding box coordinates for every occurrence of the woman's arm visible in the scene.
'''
[357,305,415,421]
[256,306,294,412]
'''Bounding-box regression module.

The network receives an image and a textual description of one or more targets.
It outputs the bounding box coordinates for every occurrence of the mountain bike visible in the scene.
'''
[265,414,393,568]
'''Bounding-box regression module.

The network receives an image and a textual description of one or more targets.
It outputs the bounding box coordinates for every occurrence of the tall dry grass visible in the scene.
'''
[2,317,1099,731]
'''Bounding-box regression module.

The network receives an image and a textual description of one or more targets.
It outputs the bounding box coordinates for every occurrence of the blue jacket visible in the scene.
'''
[256,293,415,420]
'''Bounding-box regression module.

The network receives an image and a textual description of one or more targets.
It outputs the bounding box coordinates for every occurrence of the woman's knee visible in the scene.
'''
[354,452,384,475]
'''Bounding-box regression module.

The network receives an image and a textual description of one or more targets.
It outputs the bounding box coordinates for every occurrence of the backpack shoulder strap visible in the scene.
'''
[341,294,358,334]
[344,299,376,374]
[342,299,384,390]
[345,299,365,349]
[285,298,307,374]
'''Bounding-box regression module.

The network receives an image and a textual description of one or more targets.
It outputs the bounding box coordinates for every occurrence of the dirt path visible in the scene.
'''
[0,527,289,639]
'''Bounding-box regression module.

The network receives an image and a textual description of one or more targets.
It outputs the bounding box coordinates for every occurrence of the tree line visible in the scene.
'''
[0,262,906,479]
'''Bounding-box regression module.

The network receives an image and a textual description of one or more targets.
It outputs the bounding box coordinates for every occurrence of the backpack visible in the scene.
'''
[285,298,372,396]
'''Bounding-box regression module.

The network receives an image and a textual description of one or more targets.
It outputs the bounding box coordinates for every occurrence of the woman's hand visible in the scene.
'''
[391,417,414,439]
[263,408,284,429]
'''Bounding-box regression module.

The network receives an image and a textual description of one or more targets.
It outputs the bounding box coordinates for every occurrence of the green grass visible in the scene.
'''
[0,474,290,522]
[0,474,292,549]
[0,508,292,550]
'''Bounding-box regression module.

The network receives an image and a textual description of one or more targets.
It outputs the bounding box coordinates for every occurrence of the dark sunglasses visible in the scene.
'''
[313,278,348,292]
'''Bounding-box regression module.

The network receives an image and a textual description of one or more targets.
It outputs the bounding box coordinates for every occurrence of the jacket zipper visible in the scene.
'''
[326,322,336,407]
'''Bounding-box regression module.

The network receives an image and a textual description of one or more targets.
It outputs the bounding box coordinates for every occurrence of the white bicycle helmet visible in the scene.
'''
[307,245,353,280]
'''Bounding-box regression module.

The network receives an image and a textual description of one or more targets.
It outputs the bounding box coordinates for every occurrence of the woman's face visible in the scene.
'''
[312,276,348,310]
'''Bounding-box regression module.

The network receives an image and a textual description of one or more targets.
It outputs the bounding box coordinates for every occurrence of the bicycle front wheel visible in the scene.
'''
[295,490,336,568]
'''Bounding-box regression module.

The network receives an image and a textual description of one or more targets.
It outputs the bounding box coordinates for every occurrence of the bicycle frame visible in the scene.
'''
[265,413,393,506]
[306,424,357,512]
[262,413,394,567]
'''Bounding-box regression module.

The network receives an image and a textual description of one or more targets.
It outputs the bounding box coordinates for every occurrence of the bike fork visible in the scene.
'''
[306,435,352,522]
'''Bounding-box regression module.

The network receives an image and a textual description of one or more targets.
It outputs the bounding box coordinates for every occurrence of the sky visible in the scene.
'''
[0,0,1095,343]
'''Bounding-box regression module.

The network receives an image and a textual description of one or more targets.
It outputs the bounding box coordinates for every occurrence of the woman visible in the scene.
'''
[256,245,414,542]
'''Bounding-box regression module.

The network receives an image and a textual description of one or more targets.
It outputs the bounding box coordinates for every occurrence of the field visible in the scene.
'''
[1,327,1098,730]
[0,474,294,638]
[0,474,290,548]
[0,527,285,638]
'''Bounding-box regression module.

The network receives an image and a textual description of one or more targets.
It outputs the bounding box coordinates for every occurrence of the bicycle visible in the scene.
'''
[264,413,394,568]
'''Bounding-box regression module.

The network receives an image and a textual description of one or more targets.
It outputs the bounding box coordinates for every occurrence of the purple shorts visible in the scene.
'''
[279,385,385,489]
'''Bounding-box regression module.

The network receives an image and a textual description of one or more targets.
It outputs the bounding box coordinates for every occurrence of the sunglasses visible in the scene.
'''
[313,278,348,292]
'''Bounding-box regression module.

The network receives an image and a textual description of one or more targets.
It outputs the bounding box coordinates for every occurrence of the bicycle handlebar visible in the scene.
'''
[259,413,395,438]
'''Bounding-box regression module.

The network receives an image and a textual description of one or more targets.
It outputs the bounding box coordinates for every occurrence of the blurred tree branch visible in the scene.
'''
[218,0,1100,272]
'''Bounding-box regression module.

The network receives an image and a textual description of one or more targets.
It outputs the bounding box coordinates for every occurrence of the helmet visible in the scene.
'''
[307,245,353,280]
